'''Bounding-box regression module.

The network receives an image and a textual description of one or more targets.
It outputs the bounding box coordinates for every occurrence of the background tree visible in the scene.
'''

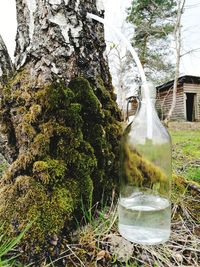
[107,43,138,120]
[164,0,186,124]
[0,0,121,263]
[126,0,177,85]
[106,19,139,121]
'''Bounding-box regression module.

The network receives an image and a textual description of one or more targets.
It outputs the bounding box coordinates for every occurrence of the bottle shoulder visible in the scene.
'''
[124,117,171,145]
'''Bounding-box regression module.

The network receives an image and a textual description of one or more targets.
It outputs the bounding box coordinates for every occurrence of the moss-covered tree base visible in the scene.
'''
[0,74,122,263]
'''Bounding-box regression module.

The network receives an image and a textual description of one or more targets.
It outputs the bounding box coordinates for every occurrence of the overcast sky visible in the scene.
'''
[0,0,200,77]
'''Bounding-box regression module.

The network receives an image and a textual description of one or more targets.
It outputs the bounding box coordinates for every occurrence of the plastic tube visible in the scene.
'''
[87,12,153,139]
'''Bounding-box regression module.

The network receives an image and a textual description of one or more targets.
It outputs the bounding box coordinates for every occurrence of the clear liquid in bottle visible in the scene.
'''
[118,192,171,245]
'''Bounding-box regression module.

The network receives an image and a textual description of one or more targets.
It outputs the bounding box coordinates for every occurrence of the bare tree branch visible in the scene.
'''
[180,47,200,57]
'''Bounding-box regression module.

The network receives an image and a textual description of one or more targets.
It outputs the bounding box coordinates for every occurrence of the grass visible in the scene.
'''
[0,124,199,266]
[46,183,200,267]
[170,129,200,183]
[47,124,200,267]
[0,223,30,267]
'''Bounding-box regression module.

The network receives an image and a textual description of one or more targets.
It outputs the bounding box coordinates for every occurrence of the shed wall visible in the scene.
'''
[156,86,185,121]
[183,83,200,121]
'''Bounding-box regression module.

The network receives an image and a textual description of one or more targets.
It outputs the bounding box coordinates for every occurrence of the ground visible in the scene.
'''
[170,122,200,183]
[0,122,199,266]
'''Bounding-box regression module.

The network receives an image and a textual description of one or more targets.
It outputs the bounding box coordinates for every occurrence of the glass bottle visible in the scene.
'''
[118,82,172,245]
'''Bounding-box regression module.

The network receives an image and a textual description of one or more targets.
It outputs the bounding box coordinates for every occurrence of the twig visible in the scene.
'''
[65,245,85,267]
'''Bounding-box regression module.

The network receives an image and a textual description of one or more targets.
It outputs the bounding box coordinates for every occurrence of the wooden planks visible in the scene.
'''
[184,84,200,121]
[156,86,185,121]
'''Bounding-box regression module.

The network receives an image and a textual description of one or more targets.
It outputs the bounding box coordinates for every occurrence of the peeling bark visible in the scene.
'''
[15,0,111,88]
[0,35,14,87]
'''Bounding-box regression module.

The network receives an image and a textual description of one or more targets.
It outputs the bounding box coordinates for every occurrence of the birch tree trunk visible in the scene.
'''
[0,35,15,162]
[14,0,111,86]
[0,0,121,263]
[0,35,14,85]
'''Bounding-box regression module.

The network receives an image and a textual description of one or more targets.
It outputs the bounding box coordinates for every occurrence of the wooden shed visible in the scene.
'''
[156,75,200,122]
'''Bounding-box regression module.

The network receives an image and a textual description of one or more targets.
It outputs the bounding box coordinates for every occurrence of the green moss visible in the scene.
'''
[96,77,121,120]
[33,161,48,173]
[0,76,122,260]
[0,161,9,177]
[52,187,74,213]
[2,177,76,243]
[33,161,50,184]
[69,79,106,126]
[24,104,42,123]
[32,133,51,157]
[63,103,83,128]
[16,122,37,142]
[46,159,66,184]
[45,83,74,111]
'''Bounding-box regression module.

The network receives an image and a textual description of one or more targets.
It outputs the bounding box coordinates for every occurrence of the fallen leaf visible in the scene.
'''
[96,250,106,261]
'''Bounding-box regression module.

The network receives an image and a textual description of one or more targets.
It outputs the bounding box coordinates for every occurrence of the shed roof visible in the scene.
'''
[157,75,200,92]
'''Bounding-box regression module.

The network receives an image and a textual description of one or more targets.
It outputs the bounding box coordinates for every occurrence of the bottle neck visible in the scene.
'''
[140,98,156,105]
[138,98,156,112]
[136,98,159,126]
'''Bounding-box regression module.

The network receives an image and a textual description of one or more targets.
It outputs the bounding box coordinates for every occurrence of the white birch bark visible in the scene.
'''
[14,0,111,88]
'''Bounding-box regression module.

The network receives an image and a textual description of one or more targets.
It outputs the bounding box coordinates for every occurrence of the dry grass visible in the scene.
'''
[169,122,200,131]
[45,180,200,267]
